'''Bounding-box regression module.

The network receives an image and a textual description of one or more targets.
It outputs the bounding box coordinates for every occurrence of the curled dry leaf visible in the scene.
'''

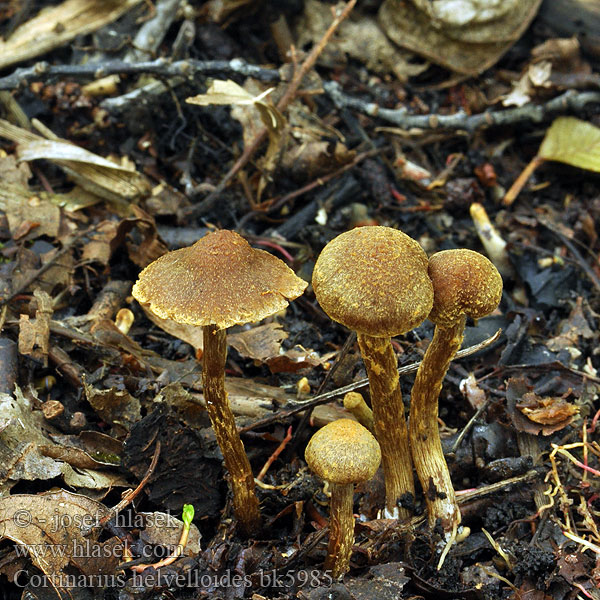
[505,376,577,436]
[295,0,427,80]
[0,0,144,70]
[0,490,121,596]
[378,0,542,75]
[18,289,53,366]
[83,378,141,437]
[0,119,151,205]
[516,391,579,426]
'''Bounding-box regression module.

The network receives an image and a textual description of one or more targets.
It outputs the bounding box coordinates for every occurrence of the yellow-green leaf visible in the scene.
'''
[538,116,600,172]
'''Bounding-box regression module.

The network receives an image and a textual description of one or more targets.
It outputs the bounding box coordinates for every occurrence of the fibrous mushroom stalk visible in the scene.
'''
[325,482,354,578]
[202,324,261,536]
[358,333,414,519]
[409,316,465,532]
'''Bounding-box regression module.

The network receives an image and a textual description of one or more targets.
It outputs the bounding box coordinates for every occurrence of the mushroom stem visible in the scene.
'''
[202,324,261,536]
[357,333,414,519]
[409,316,465,532]
[324,482,354,579]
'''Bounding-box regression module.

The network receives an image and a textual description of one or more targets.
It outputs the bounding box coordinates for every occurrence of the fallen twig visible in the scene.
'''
[0,58,280,92]
[324,82,600,133]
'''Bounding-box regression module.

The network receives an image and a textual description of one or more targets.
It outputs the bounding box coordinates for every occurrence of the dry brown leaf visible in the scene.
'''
[0,0,144,70]
[266,345,329,374]
[378,0,542,75]
[547,296,594,357]
[0,490,120,596]
[228,323,288,361]
[83,379,141,437]
[516,392,579,426]
[0,183,61,240]
[18,289,53,366]
[505,376,577,436]
[295,1,427,80]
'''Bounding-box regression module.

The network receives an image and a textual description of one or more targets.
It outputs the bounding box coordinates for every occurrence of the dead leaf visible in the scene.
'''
[0,153,31,186]
[295,1,427,80]
[0,490,121,597]
[279,140,356,181]
[378,0,542,75]
[502,61,552,107]
[538,116,600,172]
[141,305,204,351]
[0,184,61,240]
[505,376,577,435]
[266,345,329,374]
[0,119,151,204]
[0,0,144,70]
[18,289,53,366]
[460,372,487,410]
[228,323,288,361]
[80,208,167,267]
[516,391,579,425]
[547,296,594,358]
[11,243,74,298]
[83,378,141,437]
[0,387,64,493]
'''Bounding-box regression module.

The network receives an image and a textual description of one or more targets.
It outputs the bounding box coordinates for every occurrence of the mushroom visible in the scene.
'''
[132,229,307,536]
[409,249,502,537]
[312,226,433,518]
[305,418,381,579]
[343,391,374,433]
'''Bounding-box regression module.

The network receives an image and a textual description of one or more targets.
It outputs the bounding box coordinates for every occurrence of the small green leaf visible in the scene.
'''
[182,504,194,527]
[538,116,600,172]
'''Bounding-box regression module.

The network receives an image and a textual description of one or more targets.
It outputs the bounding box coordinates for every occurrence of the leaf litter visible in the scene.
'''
[0,1,599,599]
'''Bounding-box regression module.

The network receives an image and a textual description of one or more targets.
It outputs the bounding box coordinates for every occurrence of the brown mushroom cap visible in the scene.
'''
[427,249,503,328]
[132,230,307,329]
[312,226,433,337]
[305,418,381,485]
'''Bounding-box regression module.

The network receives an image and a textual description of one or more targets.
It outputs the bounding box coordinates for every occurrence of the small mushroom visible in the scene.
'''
[312,226,433,518]
[343,392,374,433]
[305,418,381,579]
[132,230,307,536]
[409,249,502,536]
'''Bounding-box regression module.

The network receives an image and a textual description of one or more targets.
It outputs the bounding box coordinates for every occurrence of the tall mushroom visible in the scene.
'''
[409,249,502,537]
[132,230,307,536]
[312,226,433,518]
[305,418,381,579]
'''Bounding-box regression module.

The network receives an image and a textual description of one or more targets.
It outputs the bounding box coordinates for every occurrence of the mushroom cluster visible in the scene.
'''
[132,229,307,536]
[311,228,502,541]
[132,224,503,577]
[312,226,433,519]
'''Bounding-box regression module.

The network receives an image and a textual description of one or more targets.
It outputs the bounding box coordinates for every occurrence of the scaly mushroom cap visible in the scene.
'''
[427,249,502,329]
[305,419,381,485]
[132,230,307,329]
[312,226,433,337]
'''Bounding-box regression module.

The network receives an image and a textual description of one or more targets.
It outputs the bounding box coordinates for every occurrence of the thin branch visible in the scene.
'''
[0,58,280,91]
[324,82,600,133]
